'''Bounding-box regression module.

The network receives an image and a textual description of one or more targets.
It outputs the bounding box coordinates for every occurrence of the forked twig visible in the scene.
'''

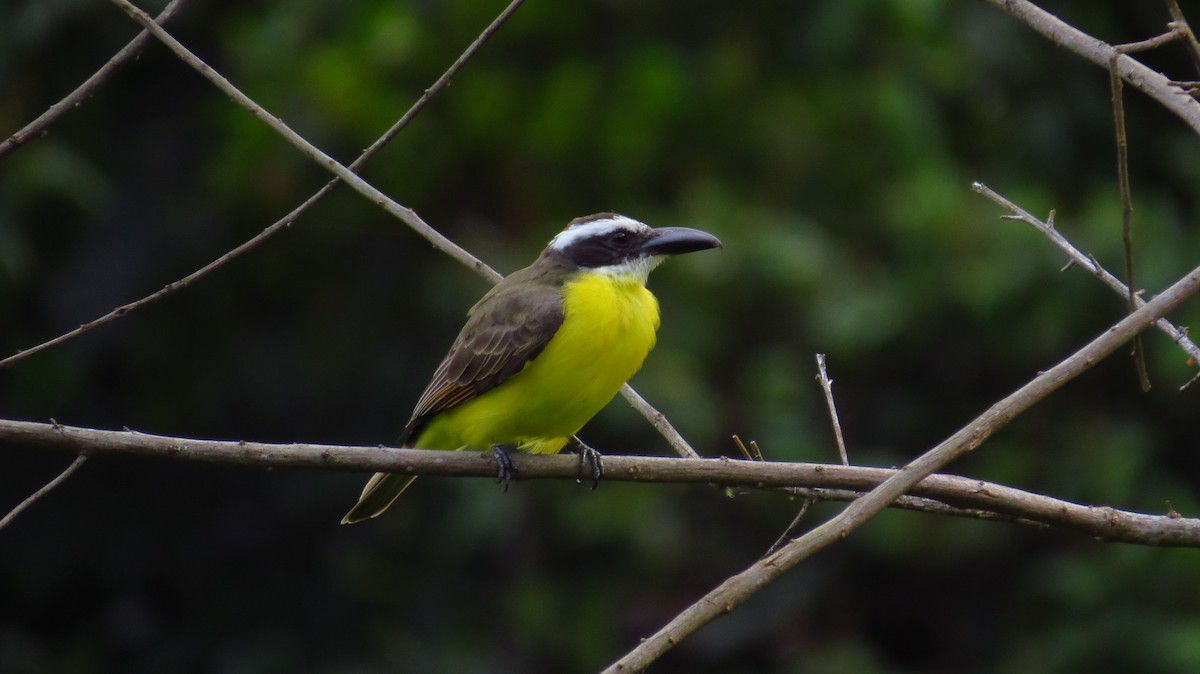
[2,0,524,371]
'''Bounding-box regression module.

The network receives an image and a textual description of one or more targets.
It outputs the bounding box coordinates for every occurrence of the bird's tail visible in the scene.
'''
[340,472,419,524]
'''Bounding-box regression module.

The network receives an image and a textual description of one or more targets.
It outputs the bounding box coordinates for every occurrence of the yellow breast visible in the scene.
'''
[416,270,660,454]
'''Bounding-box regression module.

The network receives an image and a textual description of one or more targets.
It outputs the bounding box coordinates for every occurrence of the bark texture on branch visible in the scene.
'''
[2,417,1196,547]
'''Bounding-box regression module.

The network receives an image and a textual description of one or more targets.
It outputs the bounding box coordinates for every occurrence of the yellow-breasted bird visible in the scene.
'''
[341,213,721,524]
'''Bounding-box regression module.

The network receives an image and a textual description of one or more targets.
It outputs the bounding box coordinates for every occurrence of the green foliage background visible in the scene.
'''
[3,1,1200,672]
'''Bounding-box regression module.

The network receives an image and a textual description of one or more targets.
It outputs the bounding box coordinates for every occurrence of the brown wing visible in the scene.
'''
[399,274,564,446]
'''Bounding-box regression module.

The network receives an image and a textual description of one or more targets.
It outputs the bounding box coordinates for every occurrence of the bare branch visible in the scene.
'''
[618,383,700,459]
[107,0,495,281]
[814,353,849,465]
[2,0,525,371]
[1112,25,1187,55]
[372,0,527,157]
[984,0,1200,137]
[2,417,1197,546]
[1169,79,1200,99]
[731,435,762,461]
[0,0,191,160]
[764,496,814,556]
[972,181,1200,383]
[1164,0,1200,75]
[1108,52,1151,390]
[0,454,88,532]
[605,254,1200,672]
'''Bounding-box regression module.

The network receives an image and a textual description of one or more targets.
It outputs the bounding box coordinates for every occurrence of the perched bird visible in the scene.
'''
[341,213,720,524]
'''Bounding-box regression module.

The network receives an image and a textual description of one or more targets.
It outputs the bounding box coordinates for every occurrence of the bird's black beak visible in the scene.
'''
[640,227,722,257]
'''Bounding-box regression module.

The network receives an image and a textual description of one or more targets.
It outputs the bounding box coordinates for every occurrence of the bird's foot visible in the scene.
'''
[571,436,604,490]
[491,445,517,492]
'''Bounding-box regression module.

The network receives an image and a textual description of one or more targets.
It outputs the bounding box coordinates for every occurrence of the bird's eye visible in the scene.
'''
[610,230,631,244]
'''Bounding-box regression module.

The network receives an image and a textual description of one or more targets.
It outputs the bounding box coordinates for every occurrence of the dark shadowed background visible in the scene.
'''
[3,1,1200,672]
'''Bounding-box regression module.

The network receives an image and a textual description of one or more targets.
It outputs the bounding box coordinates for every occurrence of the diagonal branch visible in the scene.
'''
[0,453,88,532]
[1,0,524,371]
[605,255,1200,672]
[617,383,700,459]
[0,0,192,160]
[972,181,1200,379]
[107,0,492,279]
[2,417,1197,546]
[984,0,1200,137]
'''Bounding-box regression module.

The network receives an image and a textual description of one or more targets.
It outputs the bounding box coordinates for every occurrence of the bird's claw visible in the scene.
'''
[491,445,516,492]
[572,437,604,490]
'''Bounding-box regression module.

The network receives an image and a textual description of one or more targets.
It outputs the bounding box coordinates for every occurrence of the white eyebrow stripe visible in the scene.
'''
[548,215,648,250]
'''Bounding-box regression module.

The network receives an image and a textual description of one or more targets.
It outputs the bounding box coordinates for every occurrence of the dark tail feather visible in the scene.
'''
[340,473,419,524]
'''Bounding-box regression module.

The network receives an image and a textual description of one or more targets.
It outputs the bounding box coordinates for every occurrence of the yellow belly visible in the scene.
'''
[414,272,660,454]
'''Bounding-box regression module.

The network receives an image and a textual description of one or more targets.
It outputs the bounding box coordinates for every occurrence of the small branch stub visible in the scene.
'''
[815,353,849,466]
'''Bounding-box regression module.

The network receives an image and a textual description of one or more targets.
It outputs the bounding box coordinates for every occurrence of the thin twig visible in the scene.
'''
[1169,80,1200,98]
[756,484,1044,529]
[0,454,88,532]
[1098,18,1200,391]
[0,0,191,160]
[734,432,821,555]
[1113,26,1187,55]
[1164,1,1200,74]
[619,383,700,459]
[1184,365,1200,390]
[107,0,495,280]
[0,0,524,371]
[1108,52,1152,391]
[863,490,1045,528]
[815,353,849,465]
[983,0,1200,137]
[3,417,1198,546]
[764,496,815,556]
[732,435,753,460]
[605,252,1200,673]
[972,182,1200,387]
[731,434,764,461]
[354,0,527,172]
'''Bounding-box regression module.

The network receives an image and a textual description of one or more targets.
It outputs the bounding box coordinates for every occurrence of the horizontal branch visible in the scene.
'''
[3,417,1197,547]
